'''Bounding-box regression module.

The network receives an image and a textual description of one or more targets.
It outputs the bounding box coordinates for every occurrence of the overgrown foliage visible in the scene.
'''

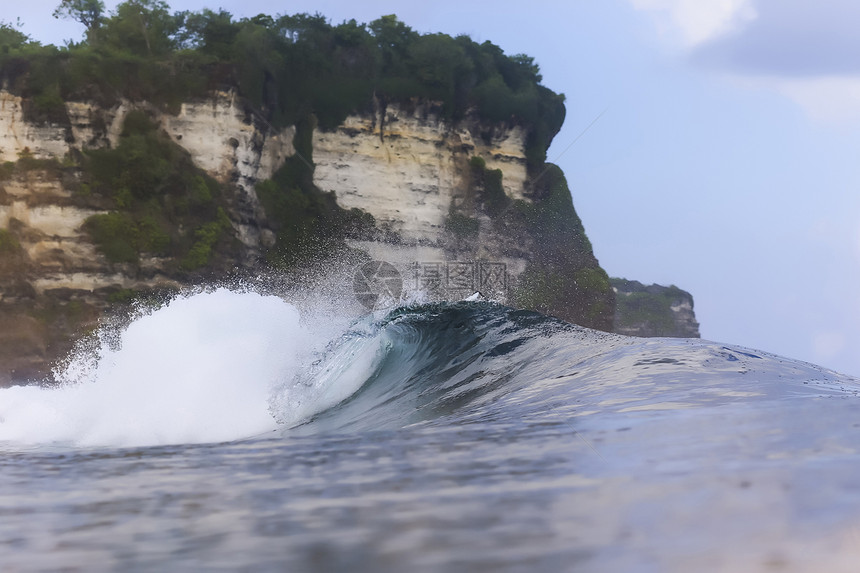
[0,20,31,56]
[0,156,65,181]
[0,228,20,253]
[0,226,26,277]
[256,116,375,267]
[469,155,509,216]
[611,279,692,336]
[1,3,564,165]
[80,110,233,269]
[507,164,613,330]
[445,211,480,239]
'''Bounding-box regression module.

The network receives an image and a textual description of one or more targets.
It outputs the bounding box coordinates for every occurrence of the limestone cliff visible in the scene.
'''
[0,90,613,385]
[312,100,535,280]
[611,278,700,338]
[314,102,529,243]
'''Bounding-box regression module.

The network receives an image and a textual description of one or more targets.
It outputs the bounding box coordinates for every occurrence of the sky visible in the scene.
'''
[9,0,860,377]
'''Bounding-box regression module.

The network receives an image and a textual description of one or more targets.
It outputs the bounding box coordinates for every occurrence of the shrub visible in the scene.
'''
[445,211,479,238]
[467,156,509,216]
[0,228,20,253]
[256,117,375,267]
[0,162,15,180]
[482,168,508,215]
[107,288,138,304]
[79,110,231,270]
[180,208,231,270]
[83,212,140,263]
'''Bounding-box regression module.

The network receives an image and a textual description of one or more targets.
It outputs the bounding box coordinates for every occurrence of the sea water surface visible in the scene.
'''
[2,288,860,572]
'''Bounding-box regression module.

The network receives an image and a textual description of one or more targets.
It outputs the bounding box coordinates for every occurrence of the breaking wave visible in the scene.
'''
[1,288,857,448]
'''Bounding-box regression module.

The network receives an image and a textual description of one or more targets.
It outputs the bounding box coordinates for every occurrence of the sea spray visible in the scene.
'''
[0,289,313,447]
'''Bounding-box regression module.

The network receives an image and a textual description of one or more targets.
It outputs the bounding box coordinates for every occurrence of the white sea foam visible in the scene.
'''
[0,288,322,448]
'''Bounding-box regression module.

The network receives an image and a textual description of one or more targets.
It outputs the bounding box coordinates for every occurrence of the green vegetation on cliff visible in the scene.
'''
[611,278,699,338]
[0,3,615,361]
[79,110,235,271]
[256,115,375,267]
[468,155,509,217]
[507,165,613,330]
[1,2,564,167]
[449,157,613,330]
[0,228,19,253]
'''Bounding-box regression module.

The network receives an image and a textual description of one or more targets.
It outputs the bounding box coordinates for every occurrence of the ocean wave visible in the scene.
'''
[1,289,857,449]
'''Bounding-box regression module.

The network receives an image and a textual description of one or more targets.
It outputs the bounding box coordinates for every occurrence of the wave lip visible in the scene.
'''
[284,302,588,434]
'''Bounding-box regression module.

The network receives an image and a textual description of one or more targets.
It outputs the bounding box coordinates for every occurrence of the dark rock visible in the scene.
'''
[611,278,700,338]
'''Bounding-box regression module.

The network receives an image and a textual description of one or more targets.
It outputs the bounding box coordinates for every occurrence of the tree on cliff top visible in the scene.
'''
[0,21,31,52]
[6,4,566,167]
[53,0,105,36]
[99,0,177,56]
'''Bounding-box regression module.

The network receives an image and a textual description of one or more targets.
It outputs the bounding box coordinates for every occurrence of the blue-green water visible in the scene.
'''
[2,291,860,571]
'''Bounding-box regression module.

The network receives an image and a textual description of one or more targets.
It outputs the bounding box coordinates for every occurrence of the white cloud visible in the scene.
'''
[631,0,860,123]
[692,0,860,77]
[727,74,860,125]
[629,0,757,47]
[772,76,860,124]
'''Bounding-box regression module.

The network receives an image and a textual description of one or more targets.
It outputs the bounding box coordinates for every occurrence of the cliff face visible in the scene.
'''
[314,102,528,243]
[312,101,535,281]
[0,91,70,159]
[0,91,293,298]
[1,90,297,383]
[0,90,612,385]
[611,278,700,338]
[159,94,294,256]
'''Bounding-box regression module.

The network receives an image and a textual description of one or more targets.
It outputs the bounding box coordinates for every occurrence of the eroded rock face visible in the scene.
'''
[1,91,534,293]
[312,102,534,295]
[313,102,528,244]
[161,93,296,189]
[0,90,301,384]
[0,92,69,161]
[0,90,606,384]
[160,93,293,252]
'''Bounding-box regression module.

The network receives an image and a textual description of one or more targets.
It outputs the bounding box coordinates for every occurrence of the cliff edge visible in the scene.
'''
[611,278,700,338]
[0,9,617,384]
[0,90,614,384]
